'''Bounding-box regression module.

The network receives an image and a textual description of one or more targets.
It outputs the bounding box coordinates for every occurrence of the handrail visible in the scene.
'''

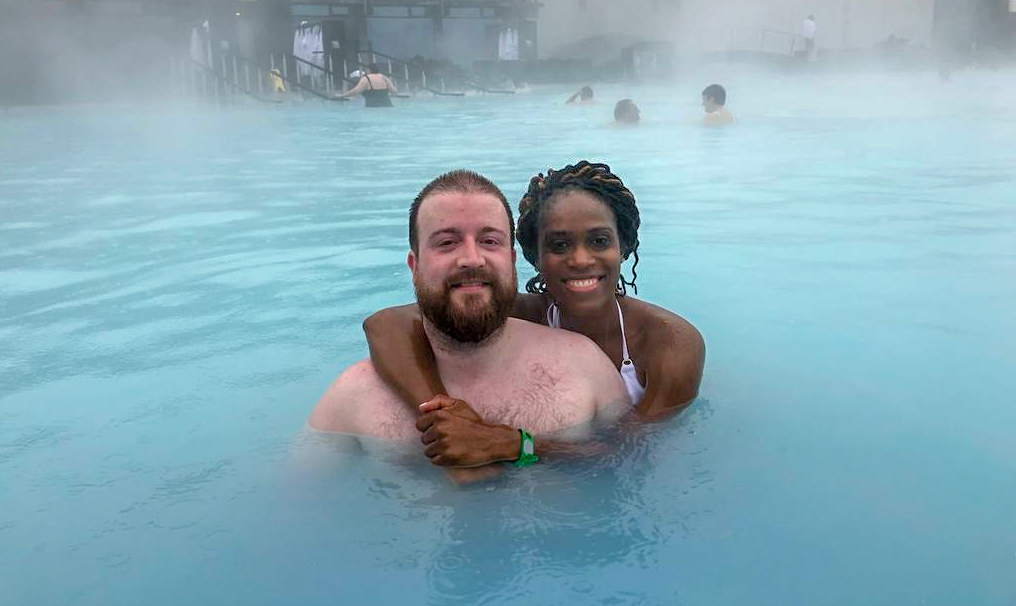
[358,49,405,65]
[285,52,359,85]
[466,80,515,94]
[760,29,806,56]
[355,50,466,97]
[761,28,805,41]
[185,57,281,104]
[358,49,512,94]
[231,52,348,102]
[286,52,414,98]
[349,57,462,97]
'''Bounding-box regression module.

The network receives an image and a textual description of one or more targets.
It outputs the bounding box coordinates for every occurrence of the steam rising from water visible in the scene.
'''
[1,0,1009,106]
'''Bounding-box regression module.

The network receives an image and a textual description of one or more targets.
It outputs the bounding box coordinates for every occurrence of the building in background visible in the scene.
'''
[934,0,1016,56]
[0,0,539,104]
[1,0,1013,105]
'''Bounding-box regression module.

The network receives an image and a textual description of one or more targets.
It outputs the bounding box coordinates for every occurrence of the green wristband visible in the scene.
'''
[514,428,540,467]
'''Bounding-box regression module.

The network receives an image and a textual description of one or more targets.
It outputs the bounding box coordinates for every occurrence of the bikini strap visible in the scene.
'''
[616,299,632,364]
[546,302,559,328]
[549,300,630,362]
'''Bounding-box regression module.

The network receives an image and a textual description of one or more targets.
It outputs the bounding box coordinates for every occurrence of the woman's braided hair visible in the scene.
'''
[517,161,641,295]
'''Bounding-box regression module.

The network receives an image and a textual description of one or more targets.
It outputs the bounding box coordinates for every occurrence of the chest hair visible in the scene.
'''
[458,362,589,434]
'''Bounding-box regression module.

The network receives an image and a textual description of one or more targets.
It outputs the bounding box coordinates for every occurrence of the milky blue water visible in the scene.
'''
[2,70,1015,606]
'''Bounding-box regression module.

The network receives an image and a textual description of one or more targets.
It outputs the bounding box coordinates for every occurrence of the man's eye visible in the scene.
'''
[481,238,501,246]
[438,240,456,247]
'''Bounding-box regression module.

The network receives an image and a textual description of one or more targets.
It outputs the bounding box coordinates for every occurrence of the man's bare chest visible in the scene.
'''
[447,361,594,435]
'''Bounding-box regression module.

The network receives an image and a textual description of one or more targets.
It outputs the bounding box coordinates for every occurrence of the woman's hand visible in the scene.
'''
[415,395,519,467]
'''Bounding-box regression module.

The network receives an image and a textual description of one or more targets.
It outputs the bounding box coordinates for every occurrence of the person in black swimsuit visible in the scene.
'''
[337,64,396,107]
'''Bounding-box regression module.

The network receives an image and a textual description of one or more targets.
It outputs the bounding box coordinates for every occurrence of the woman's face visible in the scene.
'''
[538,189,622,313]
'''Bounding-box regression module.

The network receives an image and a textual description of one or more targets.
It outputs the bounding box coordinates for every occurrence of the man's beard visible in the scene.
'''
[415,268,517,345]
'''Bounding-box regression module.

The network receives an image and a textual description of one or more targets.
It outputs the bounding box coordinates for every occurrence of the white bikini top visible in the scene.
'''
[546,299,646,406]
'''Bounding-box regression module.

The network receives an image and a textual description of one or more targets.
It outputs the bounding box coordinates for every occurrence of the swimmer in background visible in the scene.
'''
[613,99,640,125]
[566,86,595,104]
[337,64,397,107]
[701,84,735,126]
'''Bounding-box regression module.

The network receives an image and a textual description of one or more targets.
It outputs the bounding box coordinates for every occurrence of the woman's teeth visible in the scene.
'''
[565,278,600,291]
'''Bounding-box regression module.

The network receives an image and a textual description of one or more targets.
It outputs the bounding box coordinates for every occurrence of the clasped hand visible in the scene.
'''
[415,395,515,468]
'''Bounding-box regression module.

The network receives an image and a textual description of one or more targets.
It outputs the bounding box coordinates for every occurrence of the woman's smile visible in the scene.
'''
[563,276,604,292]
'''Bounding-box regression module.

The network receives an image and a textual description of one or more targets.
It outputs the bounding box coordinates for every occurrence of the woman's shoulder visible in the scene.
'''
[512,292,549,324]
[622,297,702,349]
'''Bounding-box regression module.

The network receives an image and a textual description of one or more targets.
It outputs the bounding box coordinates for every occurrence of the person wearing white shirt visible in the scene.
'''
[803,15,817,61]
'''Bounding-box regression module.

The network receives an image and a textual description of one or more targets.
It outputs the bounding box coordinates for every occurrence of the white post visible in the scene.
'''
[222,56,229,100]
[168,56,175,99]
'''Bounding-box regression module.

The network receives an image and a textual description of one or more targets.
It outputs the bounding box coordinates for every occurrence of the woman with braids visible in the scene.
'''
[362,161,704,468]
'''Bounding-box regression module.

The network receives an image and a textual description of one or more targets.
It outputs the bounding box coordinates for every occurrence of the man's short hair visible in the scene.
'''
[409,170,514,253]
[702,84,726,105]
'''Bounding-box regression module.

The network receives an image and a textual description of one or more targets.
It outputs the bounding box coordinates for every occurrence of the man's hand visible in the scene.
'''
[415,395,518,468]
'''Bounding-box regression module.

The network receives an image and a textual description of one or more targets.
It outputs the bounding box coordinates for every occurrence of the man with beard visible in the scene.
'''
[308,170,629,467]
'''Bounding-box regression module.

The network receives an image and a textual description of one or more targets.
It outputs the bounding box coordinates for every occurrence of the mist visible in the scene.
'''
[2,0,1014,108]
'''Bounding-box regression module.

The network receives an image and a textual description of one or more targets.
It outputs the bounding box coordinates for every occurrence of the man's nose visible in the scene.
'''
[456,238,486,268]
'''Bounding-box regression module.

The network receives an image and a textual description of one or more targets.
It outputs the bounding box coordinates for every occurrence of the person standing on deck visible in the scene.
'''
[803,15,817,62]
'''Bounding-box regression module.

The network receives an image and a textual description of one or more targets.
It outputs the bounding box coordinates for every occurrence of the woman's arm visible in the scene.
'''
[339,76,368,97]
[363,304,447,409]
[634,318,705,419]
[363,295,544,412]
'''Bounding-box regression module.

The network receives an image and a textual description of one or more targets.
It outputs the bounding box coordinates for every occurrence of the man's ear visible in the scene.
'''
[512,248,517,264]
[407,250,417,274]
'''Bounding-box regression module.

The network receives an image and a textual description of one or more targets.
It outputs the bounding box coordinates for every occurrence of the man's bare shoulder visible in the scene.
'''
[507,318,617,374]
[704,110,735,126]
[308,359,408,436]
